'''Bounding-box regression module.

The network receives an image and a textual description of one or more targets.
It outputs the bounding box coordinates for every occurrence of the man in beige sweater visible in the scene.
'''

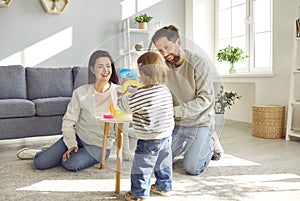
[152,25,223,175]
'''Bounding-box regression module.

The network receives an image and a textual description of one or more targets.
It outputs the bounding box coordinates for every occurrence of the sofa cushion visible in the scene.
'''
[0,99,35,118]
[26,67,73,100]
[0,116,63,140]
[72,66,88,89]
[33,97,71,116]
[0,65,27,99]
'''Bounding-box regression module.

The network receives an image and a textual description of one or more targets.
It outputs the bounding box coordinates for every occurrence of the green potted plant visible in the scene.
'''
[214,85,241,114]
[216,45,248,74]
[134,13,153,29]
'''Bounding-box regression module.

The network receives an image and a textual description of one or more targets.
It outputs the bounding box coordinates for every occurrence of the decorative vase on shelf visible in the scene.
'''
[134,43,143,51]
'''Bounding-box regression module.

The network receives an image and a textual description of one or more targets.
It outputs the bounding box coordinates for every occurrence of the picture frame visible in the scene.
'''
[0,0,12,8]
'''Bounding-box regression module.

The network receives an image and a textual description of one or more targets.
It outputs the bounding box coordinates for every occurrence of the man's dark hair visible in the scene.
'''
[151,25,180,44]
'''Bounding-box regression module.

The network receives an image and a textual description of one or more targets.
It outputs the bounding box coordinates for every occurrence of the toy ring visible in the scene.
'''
[109,103,130,120]
[122,80,142,96]
[119,68,138,80]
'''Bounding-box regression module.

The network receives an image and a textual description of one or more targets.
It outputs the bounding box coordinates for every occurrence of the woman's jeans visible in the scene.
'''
[172,125,213,175]
[33,137,110,171]
[130,136,172,199]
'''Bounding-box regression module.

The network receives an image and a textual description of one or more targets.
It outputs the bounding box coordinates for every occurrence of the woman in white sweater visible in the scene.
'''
[26,50,120,171]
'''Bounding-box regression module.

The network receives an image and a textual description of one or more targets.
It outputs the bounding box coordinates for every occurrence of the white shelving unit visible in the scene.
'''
[121,18,157,69]
[286,0,300,140]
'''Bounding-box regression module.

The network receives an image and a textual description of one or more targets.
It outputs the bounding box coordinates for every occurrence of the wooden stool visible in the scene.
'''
[99,120,128,194]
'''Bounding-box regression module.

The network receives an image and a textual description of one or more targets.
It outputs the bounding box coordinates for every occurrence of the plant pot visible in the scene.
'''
[138,22,148,29]
[214,113,225,135]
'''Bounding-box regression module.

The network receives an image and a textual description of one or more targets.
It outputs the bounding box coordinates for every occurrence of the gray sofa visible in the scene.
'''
[0,65,88,140]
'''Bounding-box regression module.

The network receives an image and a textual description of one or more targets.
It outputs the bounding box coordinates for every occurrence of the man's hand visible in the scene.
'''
[62,146,78,161]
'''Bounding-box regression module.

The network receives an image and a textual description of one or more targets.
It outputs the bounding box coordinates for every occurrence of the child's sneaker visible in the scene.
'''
[211,132,224,161]
[16,148,40,160]
[125,191,145,201]
[150,184,172,196]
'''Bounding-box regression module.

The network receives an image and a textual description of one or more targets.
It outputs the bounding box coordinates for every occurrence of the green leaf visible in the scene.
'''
[134,13,153,23]
[216,45,248,66]
[214,85,241,113]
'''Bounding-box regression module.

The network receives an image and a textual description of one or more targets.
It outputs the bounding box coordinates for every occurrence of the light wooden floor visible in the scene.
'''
[221,120,300,175]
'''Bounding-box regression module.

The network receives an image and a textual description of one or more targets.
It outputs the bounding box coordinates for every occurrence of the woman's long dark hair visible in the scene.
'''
[88,50,119,84]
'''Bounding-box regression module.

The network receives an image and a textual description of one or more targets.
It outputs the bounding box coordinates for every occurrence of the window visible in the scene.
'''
[216,0,272,74]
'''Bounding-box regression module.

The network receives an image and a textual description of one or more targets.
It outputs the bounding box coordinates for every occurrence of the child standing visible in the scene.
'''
[118,52,174,201]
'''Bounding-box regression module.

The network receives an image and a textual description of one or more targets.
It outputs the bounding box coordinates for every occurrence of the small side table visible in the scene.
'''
[97,117,131,194]
[252,104,285,139]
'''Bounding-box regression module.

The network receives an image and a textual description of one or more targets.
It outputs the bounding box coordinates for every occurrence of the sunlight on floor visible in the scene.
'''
[208,153,260,167]
[16,173,300,201]
[16,173,300,191]
[17,179,131,192]
[16,154,300,197]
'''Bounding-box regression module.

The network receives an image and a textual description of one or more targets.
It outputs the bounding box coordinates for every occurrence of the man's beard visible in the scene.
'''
[165,53,180,66]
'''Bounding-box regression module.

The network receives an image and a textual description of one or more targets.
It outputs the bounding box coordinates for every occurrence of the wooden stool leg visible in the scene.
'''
[115,123,123,194]
[100,122,110,169]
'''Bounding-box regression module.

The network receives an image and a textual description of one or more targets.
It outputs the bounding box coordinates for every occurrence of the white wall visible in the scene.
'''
[2,0,295,124]
[0,0,185,67]
[187,0,297,123]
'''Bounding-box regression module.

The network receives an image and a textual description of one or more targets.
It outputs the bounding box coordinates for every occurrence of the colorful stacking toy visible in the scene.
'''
[103,68,141,120]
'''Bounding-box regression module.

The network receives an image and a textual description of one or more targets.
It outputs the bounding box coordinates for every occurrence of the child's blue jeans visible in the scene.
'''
[130,136,172,199]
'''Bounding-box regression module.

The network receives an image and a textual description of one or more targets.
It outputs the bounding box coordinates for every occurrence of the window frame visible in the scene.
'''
[215,0,273,75]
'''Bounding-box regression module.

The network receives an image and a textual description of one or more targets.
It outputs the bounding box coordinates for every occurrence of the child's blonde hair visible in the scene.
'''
[137,51,168,85]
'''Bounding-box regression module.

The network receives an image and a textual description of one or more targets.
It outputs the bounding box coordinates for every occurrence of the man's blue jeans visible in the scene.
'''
[130,136,172,199]
[172,125,213,175]
[33,137,110,171]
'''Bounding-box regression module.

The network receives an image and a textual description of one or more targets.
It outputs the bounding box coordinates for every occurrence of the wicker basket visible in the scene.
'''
[252,105,285,139]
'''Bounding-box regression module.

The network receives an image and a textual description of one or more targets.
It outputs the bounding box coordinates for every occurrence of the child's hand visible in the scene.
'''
[117,91,124,97]
[121,80,142,96]
[126,85,138,93]
[120,77,128,84]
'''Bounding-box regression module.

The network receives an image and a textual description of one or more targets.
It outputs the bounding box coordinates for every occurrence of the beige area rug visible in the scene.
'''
[1,154,300,201]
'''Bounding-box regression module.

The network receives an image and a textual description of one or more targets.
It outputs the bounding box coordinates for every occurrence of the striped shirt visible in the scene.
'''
[118,84,174,140]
